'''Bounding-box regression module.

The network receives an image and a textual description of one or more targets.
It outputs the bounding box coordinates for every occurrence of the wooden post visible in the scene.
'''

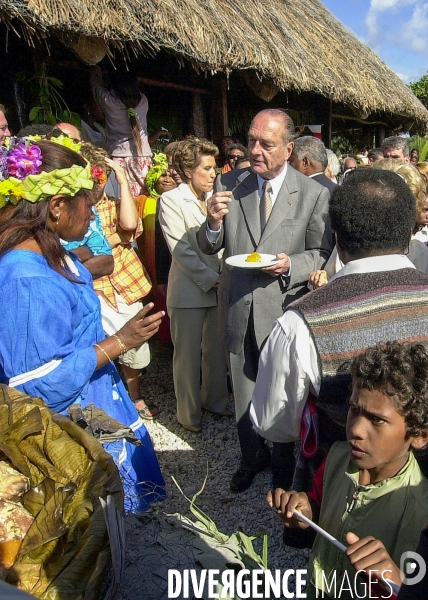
[210,75,228,146]
[323,99,332,149]
[192,93,207,138]
[375,125,386,147]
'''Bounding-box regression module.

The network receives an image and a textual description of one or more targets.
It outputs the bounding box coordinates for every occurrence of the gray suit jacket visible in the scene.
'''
[198,166,332,354]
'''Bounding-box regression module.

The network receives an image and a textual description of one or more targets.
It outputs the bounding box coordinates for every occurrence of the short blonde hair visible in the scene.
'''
[416,162,428,184]
[172,139,218,182]
[376,159,426,216]
[79,143,112,178]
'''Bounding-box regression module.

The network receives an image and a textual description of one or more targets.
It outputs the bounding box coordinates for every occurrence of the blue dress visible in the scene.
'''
[0,249,166,512]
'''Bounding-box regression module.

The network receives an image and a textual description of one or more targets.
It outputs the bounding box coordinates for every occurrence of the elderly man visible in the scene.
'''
[338,156,357,184]
[382,135,410,162]
[198,109,332,493]
[0,104,11,145]
[289,136,336,194]
[57,122,81,141]
[251,168,428,499]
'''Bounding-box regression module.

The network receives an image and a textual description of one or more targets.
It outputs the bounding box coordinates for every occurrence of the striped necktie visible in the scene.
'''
[260,180,273,230]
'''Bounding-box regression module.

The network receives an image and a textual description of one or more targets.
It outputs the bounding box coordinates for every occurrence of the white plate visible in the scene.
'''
[225,254,279,269]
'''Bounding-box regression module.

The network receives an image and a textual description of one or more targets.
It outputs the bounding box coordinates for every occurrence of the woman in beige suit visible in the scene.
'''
[159,140,230,432]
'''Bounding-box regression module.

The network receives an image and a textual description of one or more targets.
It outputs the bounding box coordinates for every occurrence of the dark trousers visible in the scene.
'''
[229,311,295,477]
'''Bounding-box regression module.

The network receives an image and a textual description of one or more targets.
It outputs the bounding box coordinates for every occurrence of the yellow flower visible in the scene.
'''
[50,134,81,153]
[0,179,25,207]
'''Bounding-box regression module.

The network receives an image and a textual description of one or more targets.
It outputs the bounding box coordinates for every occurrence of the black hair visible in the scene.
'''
[0,141,92,280]
[329,168,415,255]
[367,148,383,162]
[351,341,428,438]
[17,124,62,138]
[226,143,248,158]
[111,71,143,154]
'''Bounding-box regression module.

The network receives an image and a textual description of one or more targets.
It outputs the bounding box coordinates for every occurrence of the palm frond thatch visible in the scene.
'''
[1,0,427,125]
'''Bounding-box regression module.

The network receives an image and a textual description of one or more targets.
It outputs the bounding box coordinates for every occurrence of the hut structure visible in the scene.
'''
[0,0,427,147]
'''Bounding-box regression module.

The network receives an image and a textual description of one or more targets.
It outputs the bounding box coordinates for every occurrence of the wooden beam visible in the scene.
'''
[332,113,388,126]
[43,57,211,94]
[137,77,211,95]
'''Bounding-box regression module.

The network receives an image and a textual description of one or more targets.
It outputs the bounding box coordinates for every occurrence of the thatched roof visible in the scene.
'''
[2,0,428,125]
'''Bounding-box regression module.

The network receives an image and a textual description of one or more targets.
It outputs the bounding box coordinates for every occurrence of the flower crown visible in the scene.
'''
[91,165,107,185]
[0,137,93,208]
[49,134,82,153]
[145,153,169,197]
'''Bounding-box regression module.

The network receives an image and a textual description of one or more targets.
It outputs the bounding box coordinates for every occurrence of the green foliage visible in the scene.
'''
[166,475,270,599]
[331,132,370,156]
[408,135,428,161]
[410,74,428,108]
[15,65,81,128]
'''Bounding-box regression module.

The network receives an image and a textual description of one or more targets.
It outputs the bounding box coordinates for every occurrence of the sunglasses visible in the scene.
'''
[228,154,243,160]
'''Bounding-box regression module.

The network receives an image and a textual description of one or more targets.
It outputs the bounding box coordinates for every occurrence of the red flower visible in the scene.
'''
[91,165,107,185]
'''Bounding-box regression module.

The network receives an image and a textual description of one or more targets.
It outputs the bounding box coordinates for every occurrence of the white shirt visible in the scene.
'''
[412,225,428,243]
[207,164,288,239]
[249,254,416,443]
[256,164,288,206]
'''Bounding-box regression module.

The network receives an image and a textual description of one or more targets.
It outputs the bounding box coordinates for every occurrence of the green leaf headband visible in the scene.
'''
[0,162,94,207]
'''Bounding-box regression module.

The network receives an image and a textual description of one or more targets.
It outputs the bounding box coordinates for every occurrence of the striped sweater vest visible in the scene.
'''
[291,268,428,442]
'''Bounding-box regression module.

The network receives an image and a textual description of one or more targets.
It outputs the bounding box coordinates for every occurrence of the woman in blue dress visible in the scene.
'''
[0,139,166,512]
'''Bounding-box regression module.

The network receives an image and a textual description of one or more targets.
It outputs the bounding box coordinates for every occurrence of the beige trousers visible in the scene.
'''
[169,305,229,428]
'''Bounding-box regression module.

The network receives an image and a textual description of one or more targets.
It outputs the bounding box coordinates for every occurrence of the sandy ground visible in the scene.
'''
[116,338,307,600]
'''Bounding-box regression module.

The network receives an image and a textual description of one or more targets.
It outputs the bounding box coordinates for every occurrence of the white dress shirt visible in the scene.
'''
[250,254,416,443]
[255,164,288,206]
[207,165,288,239]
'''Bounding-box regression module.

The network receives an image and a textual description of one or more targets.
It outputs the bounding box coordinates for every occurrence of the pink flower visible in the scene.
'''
[7,144,42,180]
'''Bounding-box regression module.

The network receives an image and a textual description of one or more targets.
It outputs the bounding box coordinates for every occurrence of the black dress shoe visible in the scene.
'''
[230,459,270,494]
[230,468,257,493]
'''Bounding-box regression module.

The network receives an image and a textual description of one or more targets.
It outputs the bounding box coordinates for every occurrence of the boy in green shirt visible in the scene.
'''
[268,341,428,599]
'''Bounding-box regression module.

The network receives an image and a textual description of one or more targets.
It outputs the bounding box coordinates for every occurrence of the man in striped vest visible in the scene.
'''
[251,168,428,493]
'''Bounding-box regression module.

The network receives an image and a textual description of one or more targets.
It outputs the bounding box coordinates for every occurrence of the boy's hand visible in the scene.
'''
[345,532,402,587]
[266,488,312,528]
[308,270,328,289]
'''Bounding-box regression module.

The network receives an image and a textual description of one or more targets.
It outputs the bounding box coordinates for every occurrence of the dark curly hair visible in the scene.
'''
[351,341,428,438]
[329,168,416,256]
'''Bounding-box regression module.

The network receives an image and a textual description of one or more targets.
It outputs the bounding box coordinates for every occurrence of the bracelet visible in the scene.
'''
[94,343,113,363]
[113,334,128,355]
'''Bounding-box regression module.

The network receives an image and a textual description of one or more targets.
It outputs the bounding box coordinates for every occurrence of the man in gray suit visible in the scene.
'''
[198,109,332,492]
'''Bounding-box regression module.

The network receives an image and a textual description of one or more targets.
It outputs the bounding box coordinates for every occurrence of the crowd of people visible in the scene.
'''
[1,91,428,598]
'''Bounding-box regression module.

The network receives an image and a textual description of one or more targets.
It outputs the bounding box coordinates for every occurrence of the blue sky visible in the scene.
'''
[322,0,428,84]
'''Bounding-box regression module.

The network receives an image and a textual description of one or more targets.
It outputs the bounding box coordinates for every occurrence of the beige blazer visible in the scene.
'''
[159,184,221,309]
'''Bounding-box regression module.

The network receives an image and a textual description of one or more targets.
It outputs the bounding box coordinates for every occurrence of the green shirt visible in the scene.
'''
[308,442,428,599]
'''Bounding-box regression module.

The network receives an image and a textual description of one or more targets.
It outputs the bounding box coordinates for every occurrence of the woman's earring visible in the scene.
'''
[55,213,60,231]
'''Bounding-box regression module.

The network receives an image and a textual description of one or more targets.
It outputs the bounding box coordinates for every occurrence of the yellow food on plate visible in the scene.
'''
[245,252,262,263]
